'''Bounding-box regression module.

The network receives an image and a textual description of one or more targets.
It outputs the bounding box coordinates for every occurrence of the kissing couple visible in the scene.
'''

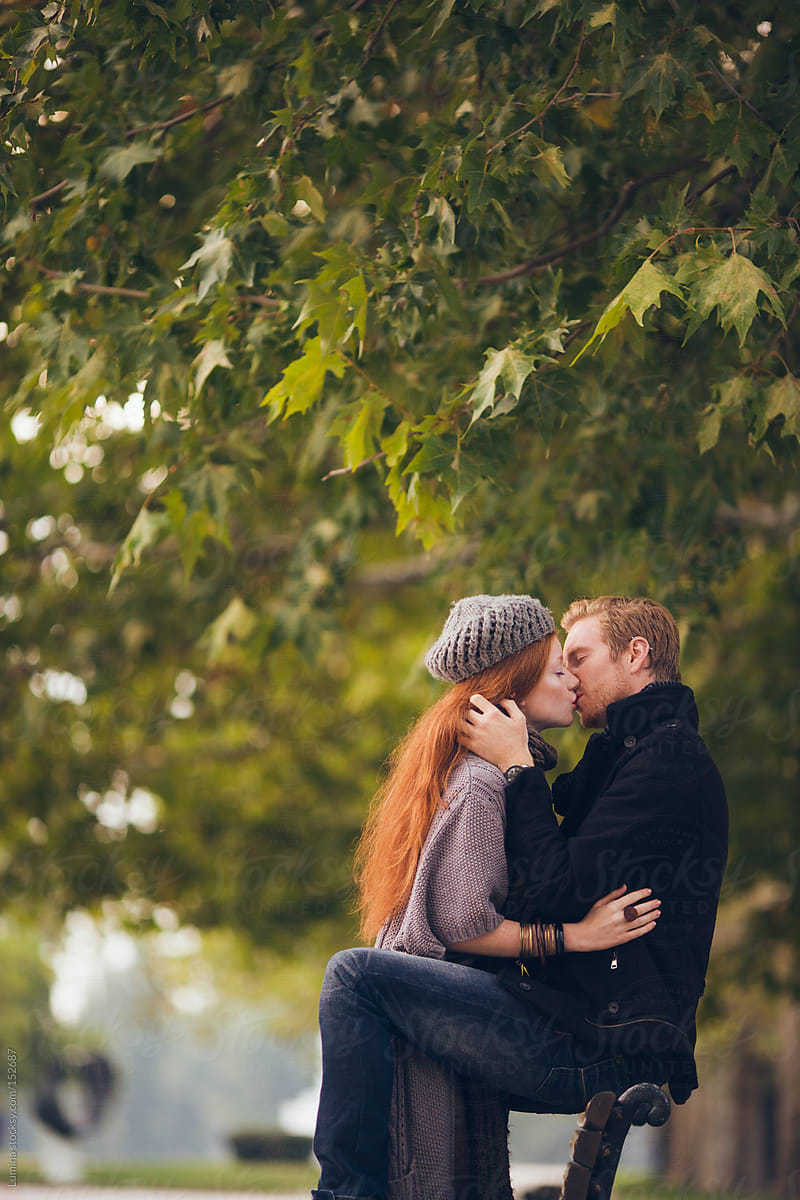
[312,593,728,1200]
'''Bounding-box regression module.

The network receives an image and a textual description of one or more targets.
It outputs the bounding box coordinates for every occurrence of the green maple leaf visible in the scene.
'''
[697,376,752,454]
[626,52,680,120]
[589,2,616,32]
[381,421,410,468]
[201,596,257,664]
[341,275,368,349]
[587,1,635,55]
[192,338,232,396]
[468,345,541,425]
[295,174,326,221]
[708,113,766,175]
[386,462,418,536]
[532,145,570,189]
[432,0,456,33]
[684,252,785,347]
[342,393,386,469]
[100,141,160,182]
[180,228,233,302]
[573,260,683,362]
[262,337,347,420]
[162,488,228,579]
[697,407,724,455]
[754,375,800,442]
[623,260,684,324]
[108,506,170,594]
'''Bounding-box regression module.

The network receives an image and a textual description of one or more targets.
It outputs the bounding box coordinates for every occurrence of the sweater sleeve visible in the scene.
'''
[388,757,508,958]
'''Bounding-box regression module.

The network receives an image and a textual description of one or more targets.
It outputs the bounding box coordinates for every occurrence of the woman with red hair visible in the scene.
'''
[317,594,659,1200]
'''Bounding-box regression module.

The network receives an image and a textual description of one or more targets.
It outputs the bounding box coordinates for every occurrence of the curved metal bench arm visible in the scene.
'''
[556,1083,671,1200]
[618,1082,671,1128]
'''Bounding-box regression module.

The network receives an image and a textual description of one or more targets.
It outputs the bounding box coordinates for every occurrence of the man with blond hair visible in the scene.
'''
[561,594,683,726]
[312,596,727,1200]
[460,596,727,1104]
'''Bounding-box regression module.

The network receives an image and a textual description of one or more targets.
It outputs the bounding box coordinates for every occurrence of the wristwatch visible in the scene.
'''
[503,765,529,783]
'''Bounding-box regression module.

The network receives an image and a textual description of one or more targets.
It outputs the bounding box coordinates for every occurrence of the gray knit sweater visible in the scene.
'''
[375,753,515,1200]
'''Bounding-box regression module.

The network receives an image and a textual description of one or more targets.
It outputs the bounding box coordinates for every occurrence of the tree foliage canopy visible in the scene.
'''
[0,1,798,990]
[4,0,800,574]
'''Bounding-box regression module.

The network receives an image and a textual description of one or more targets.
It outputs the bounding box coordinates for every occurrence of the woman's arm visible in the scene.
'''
[448,918,522,957]
[447,885,660,956]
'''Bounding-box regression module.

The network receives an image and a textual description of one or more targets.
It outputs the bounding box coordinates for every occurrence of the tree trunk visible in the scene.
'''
[659,1003,800,1195]
[776,1003,800,1200]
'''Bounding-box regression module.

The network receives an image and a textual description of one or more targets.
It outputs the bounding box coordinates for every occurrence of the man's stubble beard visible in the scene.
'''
[579,665,630,729]
[578,703,608,730]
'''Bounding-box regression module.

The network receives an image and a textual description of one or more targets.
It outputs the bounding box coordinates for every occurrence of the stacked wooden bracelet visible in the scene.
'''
[519,921,566,965]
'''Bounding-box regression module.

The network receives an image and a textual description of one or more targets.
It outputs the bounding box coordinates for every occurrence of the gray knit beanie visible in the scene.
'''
[425,593,555,683]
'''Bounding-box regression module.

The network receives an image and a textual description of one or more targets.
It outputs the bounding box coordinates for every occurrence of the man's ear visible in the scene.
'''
[628,636,651,675]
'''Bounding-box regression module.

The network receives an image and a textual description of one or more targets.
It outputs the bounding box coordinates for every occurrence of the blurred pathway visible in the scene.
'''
[10,1165,565,1199]
[10,1165,565,1200]
[10,1190,306,1200]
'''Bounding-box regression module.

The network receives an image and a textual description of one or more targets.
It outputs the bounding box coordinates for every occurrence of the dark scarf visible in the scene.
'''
[528,728,558,772]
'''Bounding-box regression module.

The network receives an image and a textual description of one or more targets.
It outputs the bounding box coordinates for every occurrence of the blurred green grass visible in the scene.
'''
[615,1174,766,1200]
[5,1155,318,1191]
[3,1159,772,1198]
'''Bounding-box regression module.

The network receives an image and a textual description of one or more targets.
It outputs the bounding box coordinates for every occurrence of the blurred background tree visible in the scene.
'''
[0,919,54,1086]
[1,0,799,1191]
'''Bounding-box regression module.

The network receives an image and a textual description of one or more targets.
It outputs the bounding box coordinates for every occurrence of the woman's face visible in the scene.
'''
[518,637,578,731]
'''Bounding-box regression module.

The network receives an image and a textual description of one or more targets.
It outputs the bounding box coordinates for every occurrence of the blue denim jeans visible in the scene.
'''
[312,948,660,1199]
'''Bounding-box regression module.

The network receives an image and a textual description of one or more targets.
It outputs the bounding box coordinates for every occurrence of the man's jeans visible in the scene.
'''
[312,948,661,1200]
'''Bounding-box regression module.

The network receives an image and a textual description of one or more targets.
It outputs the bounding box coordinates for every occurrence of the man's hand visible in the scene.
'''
[459,694,533,773]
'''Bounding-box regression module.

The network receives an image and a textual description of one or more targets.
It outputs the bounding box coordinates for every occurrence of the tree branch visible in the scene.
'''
[716,496,800,530]
[30,261,149,299]
[30,262,288,307]
[356,541,478,589]
[240,294,282,309]
[685,164,737,208]
[125,94,233,139]
[472,159,706,287]
[361,0,400,66]
[562,319,592,348]
[30,180,69,210]
[489,22,586,154]
[277,101,328,164]
[27,97,236,212]
[321,451,385,481]
[707,60,776,131]
[75,282,151,299]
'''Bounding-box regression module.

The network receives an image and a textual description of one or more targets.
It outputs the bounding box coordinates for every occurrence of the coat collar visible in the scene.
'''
[604,682,699,742]
[552,683,700,825]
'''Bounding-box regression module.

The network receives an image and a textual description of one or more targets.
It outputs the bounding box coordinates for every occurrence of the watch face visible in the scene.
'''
[504,765,525,782]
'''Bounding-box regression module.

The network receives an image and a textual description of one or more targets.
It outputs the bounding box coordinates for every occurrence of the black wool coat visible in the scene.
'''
[498,683,728,1104]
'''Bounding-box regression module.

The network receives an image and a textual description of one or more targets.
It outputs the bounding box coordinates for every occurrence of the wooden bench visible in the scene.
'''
[521,1083,672,1200]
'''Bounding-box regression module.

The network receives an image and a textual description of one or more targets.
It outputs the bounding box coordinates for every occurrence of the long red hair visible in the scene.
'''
[354,633,556,941]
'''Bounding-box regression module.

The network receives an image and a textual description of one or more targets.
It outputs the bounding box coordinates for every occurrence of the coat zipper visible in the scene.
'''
[610,949,619,970]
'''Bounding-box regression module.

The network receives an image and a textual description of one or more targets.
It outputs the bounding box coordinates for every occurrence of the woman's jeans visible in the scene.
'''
[312,948,661,1200]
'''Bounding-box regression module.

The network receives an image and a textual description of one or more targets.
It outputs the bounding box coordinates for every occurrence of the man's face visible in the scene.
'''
[563,615,635,729]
